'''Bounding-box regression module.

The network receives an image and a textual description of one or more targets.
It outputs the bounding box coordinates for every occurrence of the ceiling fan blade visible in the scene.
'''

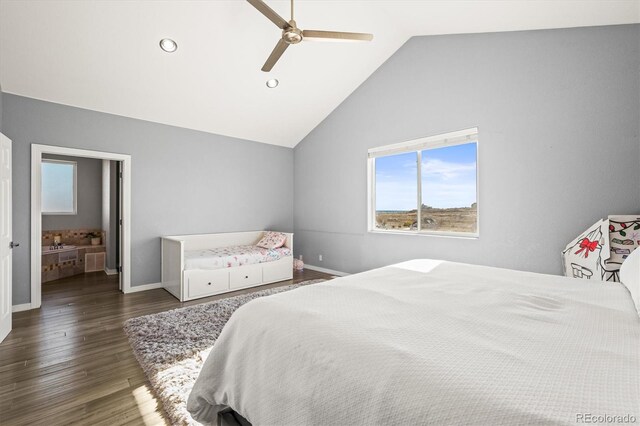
[262,39,289,72]
[302,30,373,42]
[246,0,290,29]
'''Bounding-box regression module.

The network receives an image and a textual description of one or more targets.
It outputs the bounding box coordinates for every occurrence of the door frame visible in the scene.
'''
[31,144,132,309]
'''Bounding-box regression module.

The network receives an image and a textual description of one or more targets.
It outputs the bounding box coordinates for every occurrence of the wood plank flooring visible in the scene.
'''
[0,269,331,425]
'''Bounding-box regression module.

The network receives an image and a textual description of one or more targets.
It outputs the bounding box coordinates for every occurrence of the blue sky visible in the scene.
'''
[375,143,477,210]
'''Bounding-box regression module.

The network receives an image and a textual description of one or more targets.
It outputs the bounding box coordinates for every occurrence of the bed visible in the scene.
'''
[187,258,640,425]
[162,231,293,302]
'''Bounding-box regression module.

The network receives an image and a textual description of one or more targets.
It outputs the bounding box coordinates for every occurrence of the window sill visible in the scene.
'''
[368,229,479,240]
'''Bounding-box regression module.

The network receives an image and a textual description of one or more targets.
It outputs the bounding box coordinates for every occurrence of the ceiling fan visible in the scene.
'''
[246,0,373,72]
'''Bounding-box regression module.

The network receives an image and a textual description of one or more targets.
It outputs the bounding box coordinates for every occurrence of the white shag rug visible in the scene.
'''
[123,279,327,426]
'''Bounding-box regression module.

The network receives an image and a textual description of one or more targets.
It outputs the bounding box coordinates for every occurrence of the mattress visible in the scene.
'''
[187,259,640,426]
[184,245,291,270]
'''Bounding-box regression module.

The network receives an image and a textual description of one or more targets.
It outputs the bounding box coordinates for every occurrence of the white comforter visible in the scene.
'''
[187,260,640,426]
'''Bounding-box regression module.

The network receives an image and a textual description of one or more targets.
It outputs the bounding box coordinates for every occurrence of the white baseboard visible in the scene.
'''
[304,264,349,276]
[12,303,32,312]
[125,282,163,293]
[104,268,119,276]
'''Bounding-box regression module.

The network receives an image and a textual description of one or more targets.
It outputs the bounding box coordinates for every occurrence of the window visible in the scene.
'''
[368,128,478,236]
[41,159,77,215]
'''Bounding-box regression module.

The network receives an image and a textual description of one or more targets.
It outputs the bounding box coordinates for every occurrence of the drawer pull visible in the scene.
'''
[208,282,212,286]
[245,276,249,279]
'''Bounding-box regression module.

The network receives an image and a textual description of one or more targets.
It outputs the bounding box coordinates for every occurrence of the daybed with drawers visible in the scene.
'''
[161,231,293,302]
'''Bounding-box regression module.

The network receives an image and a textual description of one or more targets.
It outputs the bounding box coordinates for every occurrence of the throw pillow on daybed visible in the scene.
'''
[257,231,287,249]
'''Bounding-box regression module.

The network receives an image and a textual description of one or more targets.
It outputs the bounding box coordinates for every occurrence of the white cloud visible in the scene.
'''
[422,158,476,180]
[422,182,477,208]
[376,180,417,211]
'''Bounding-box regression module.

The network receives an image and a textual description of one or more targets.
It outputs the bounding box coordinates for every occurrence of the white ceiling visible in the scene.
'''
[1,1,638,148]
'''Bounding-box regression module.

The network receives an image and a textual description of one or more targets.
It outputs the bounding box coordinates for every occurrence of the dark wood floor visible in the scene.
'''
[0,269,331,425]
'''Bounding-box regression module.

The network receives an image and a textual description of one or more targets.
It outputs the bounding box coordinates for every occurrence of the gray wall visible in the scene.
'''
[3,94,293,304]
[294,24,640,276]
[42,154,103,231]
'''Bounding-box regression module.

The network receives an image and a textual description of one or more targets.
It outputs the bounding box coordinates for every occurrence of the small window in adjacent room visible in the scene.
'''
[41,159,77,215]
[368,128,478,237]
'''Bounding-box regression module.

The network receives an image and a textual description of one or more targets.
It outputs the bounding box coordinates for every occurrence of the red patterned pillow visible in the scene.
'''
[256,231,287,249]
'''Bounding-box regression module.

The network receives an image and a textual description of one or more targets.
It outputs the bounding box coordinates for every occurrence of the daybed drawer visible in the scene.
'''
[187,270,229,299]
[229,265,262,290]
[263,258,293,283]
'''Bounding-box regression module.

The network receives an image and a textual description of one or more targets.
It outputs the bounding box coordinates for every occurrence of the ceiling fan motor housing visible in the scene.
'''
[283,21,302,44]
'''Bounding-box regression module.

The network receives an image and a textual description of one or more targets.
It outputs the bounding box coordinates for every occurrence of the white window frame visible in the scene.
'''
[367,128,479,238]
[41,159,78,215]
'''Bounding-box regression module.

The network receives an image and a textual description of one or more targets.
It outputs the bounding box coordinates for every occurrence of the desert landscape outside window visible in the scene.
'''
[369,129,478,236]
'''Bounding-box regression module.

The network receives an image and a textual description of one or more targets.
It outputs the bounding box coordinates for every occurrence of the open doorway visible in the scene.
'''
[30,145,131,310]
[40,156,121,289]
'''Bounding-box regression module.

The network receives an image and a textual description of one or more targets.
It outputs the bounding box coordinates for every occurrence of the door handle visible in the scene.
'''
[9,242,19,249]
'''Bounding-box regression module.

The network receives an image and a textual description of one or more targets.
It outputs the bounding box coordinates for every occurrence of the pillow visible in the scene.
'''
[256,231,287,249]
[619,247,640,314]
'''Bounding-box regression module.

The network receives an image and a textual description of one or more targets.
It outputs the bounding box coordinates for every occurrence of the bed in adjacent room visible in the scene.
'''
[187,256,640,426]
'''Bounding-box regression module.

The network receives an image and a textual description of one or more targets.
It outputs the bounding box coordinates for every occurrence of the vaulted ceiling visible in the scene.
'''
[1,1,638,147]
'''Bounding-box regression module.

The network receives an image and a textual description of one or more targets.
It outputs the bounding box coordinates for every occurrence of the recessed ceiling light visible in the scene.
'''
[159,38,178,53]
[266,79,279,88]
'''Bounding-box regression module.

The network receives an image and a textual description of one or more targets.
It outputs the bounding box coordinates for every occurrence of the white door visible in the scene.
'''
[0,133,12,343]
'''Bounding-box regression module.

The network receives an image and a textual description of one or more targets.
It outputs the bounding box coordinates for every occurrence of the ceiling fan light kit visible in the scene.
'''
[246,0,373,72]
